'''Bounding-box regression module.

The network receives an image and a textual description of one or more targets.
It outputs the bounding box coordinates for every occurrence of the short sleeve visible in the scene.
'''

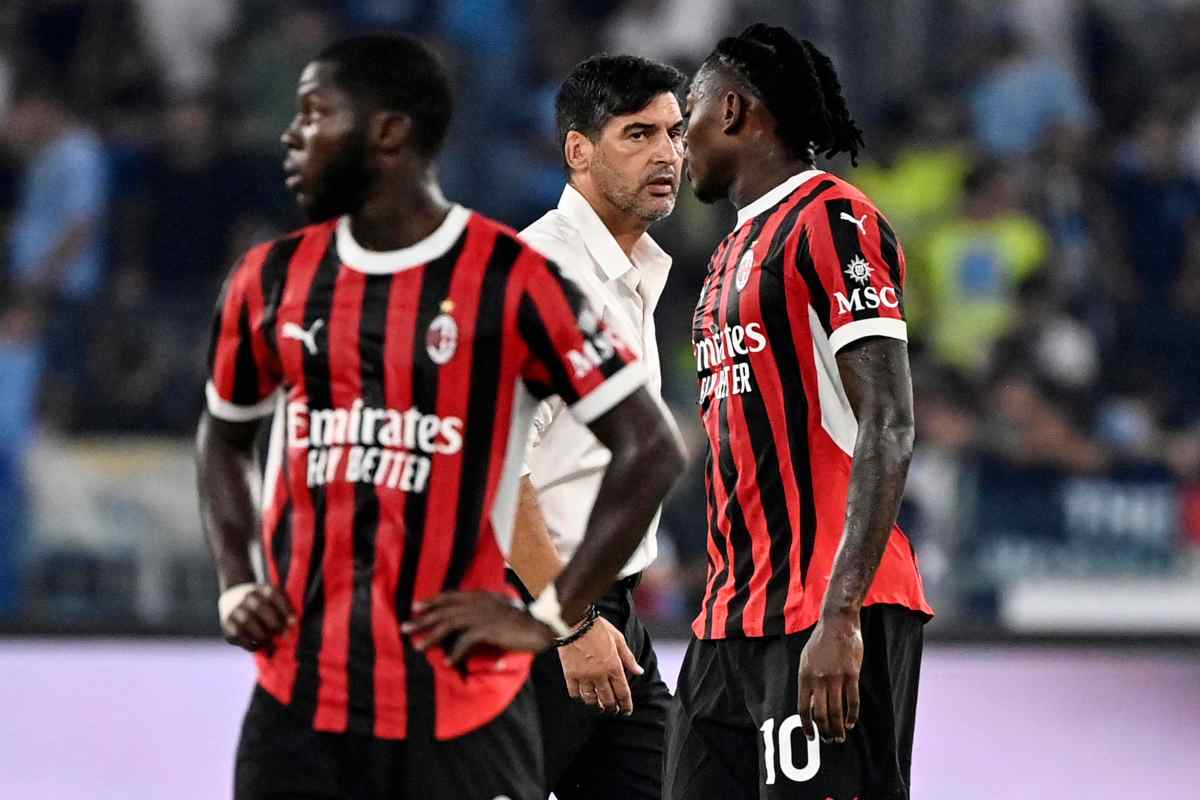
[205,242,282,421]
[797,197,908,354]
[517,254,644,425]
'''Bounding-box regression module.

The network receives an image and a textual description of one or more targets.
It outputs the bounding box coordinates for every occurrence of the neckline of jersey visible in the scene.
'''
[733,169,826,231]
[335,204,471,274]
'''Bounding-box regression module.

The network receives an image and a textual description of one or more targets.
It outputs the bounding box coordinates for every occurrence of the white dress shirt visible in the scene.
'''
[519,184,673,578]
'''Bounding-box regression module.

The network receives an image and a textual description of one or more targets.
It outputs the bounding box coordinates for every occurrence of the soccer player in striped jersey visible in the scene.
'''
[664,24,933,800]
[196,34,685,800]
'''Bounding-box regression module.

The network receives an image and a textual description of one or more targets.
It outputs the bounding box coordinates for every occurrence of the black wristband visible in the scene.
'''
[553,603,599,647]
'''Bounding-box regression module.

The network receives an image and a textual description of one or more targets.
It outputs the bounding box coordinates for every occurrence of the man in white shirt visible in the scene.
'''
[510,54,686,799]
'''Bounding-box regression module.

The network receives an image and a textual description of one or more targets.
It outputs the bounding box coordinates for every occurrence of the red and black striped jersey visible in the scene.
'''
[691,170,932,640]
[205,205,643,739]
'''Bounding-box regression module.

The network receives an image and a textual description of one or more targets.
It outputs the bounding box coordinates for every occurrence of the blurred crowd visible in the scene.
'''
[3,0,1200,631]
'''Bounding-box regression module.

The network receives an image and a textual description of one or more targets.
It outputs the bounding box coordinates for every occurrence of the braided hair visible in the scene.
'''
[702,23,865,165]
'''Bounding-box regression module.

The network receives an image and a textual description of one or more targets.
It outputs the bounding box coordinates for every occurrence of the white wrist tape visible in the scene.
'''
[527,584,572,638]
[218,583,258,630]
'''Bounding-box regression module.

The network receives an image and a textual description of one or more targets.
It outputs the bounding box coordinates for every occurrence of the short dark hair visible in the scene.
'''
[701,24,864,164]
[555,54,686,171]
[317,33,453,157]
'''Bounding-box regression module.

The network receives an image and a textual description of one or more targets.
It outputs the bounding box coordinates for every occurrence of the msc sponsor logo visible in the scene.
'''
[833,286,899,315]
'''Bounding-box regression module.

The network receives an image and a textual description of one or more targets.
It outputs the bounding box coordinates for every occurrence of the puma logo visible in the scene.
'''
[282,319,324,355]
[839,211,868,235]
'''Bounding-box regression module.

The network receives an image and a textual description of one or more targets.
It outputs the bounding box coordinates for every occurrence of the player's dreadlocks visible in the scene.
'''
[703,23,865,165]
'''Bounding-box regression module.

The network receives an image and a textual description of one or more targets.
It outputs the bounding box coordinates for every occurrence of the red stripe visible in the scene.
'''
[433,248,538,738]
[414,223,493,604]
[693,236,736,638]
[780,230,816,624]
[525,254,636,399]
[371,268,423,739]
[311,266,366,732]
[213,242,271,400]
[857,201,905,322]
[706,228,753,637]
[260,223,334,701]
[240,246,277,398]
[730,203,808,636]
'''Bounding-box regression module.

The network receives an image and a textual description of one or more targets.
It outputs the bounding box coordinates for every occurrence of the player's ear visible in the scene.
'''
[722,89,748,135]
[564,130,593,174]
[373,111,414,153]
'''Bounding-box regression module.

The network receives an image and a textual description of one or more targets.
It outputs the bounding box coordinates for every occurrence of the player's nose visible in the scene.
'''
[281,114,302,149]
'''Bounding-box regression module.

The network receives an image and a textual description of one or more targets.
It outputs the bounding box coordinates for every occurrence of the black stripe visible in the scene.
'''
[259,235,303,362]
[345,272,391,734]
[824,198,873,321]
[876,215,905,314]
[291,239,341,726]
[751,200,813,633]
[759,201,821,623]
[716,214,772,637]
[395,227,467,740]
[518,291,578,403]
[271,501,293,586]
[442,236,521,592]
[796,228,832,335]
[700,459,724,639]
[696,237,739,638]
[231,303,262,405]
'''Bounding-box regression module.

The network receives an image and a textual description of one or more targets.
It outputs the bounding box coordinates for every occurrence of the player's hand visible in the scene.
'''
[797,610,863,744]
[560,617,643,716]
[404,591,556,667]
[221,584,295,652]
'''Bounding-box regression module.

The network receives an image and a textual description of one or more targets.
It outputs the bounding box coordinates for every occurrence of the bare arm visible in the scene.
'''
[798,337,914,743]
[196,412,262,590]
[196,411,293,649]
[507,476,563,597]
[408,387,685,664]
[823,337,914,618]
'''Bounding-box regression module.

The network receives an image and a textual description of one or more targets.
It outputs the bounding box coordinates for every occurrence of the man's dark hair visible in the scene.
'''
[555,54,686,170]
[317,33,453,157]
[702,23,865,164]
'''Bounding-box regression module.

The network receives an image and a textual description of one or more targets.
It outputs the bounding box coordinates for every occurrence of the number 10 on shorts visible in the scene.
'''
[760,715,821,784]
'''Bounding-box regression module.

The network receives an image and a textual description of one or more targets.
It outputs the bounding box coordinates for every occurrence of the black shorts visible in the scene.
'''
[664,604,925,800]
[527,574,671,800]
[234,681,543,800]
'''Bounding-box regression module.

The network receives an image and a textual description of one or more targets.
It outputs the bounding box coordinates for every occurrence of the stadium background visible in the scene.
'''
[0,0,1196,797]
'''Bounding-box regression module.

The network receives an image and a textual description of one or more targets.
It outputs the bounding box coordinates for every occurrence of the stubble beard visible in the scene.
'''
[592,151,676,225]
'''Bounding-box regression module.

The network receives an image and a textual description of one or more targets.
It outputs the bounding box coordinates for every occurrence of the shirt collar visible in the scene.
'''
[734,169,826,231]
[557,183,673,311]
[336,204,470,274]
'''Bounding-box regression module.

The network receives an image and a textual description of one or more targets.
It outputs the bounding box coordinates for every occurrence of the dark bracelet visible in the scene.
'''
[553,603,599,647]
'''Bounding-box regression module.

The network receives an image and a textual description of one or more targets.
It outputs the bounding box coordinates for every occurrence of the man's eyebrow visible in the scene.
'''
[620,121,656,134]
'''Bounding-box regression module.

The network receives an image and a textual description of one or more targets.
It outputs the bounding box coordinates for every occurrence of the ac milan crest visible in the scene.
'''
[426,313,458,364]
[735,248,755,291]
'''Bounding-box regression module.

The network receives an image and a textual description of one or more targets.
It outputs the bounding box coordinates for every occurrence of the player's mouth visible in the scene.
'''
[283,159,305,193]
[645,174,677,197]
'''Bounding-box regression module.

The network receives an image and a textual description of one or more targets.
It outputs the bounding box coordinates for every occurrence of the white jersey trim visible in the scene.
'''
[336,205,471,274]
[567,361,646,425]
[735,169,825,230]
[206,381,278,422]
[491,380,540,557]
[809,306,858,457]
[828,317,908,354]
